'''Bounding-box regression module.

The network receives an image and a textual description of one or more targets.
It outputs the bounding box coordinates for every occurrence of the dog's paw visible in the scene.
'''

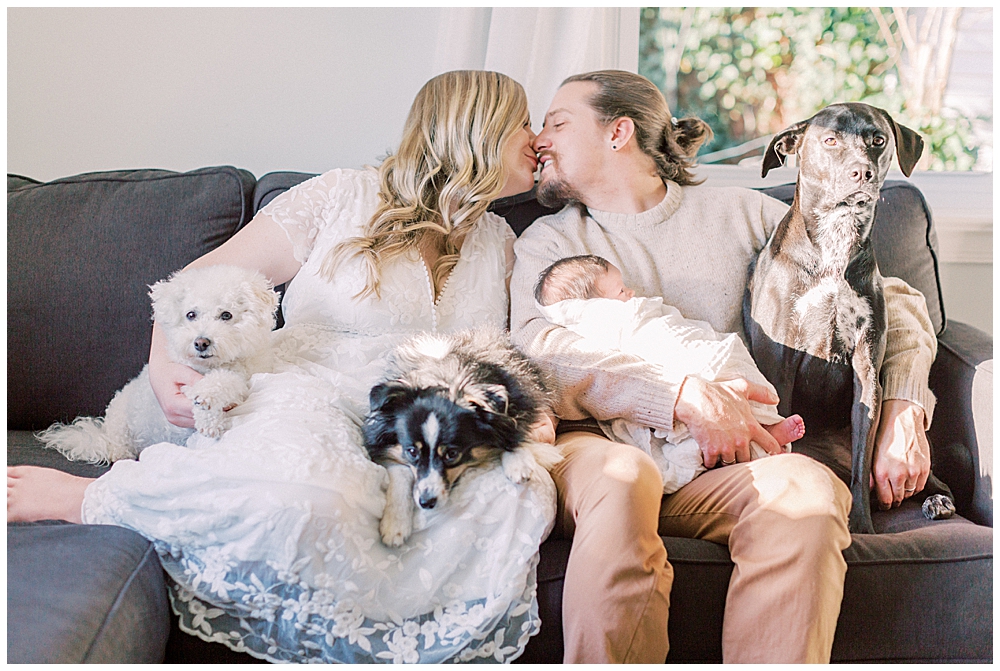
[191,404,228,438]
[185,371,248,413]
[501,449,536,485]
[379,508,413,547]
[922,494,956,521]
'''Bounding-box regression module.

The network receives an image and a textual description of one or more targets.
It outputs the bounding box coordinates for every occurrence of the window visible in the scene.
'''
[638,7,992,171]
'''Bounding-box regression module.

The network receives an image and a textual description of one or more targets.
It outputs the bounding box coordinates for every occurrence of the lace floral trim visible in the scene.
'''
[162,550,541,664]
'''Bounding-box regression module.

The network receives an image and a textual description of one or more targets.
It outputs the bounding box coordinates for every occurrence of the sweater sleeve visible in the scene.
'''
[510,225,680,432]
[880,276,938,427]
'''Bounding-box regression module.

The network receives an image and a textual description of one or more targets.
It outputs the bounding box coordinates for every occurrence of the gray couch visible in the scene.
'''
[8,167,993,663]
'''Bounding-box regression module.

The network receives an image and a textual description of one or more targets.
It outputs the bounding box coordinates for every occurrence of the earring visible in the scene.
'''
[612,144,617,150]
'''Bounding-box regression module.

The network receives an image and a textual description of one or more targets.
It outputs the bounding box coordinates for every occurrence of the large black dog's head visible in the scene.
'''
[362,380,520,510]
[761,102,924,251]
[763,102,922,200]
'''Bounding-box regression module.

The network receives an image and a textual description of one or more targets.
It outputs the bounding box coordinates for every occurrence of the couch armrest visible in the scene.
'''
[927,321,993,527]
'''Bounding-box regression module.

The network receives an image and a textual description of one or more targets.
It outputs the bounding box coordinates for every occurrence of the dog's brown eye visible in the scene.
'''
[219,311,233,321]
[185,311,197,320]
[405,445,420,461]
[872,136,885,146]
[443,447,462,464]
[824,137,837,146]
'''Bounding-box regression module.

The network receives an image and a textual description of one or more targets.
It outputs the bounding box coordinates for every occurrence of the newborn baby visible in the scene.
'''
[535,255,803,493]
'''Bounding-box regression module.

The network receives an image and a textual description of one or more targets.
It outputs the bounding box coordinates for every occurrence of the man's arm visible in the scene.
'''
[880,277,938,422]
[872,276,939,508]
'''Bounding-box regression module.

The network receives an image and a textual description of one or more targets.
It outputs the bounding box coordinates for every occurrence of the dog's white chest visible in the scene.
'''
[792,276,872,361]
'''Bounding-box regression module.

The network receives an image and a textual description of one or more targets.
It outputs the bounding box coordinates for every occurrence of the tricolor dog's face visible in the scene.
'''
[363,382,518,510]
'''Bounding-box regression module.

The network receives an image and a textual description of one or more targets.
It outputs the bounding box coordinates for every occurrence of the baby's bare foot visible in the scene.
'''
[7,466,93,523]
[766,414,805,446]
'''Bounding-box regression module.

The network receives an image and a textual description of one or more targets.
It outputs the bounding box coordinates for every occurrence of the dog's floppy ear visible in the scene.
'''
[363,381,414,455]
[877,107,924,177]
[369,380,414,413]
[148,269,185,323]
[762,119,810,178]
[461,383,510,416]
[242,276,280,327]
[465,382,522,450]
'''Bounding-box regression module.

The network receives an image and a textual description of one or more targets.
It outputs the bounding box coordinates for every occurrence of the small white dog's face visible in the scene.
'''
[150,265,278,372]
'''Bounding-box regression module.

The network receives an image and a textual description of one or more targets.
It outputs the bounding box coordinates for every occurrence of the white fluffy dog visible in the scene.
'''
[37,265,279,464]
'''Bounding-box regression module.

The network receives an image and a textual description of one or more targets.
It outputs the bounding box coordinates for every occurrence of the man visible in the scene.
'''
[509,70,938,663]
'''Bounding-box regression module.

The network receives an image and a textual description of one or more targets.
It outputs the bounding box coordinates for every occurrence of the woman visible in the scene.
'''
[8,71,555,663]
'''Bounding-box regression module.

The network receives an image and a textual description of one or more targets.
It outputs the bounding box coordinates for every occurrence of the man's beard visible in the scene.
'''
[536,173,584,209]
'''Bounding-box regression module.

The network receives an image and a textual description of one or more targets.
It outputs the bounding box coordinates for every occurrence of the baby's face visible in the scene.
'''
[594,265,635,302]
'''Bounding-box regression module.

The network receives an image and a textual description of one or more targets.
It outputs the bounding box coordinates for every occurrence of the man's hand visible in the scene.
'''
[674,377,783,468]
[871,399,931,510]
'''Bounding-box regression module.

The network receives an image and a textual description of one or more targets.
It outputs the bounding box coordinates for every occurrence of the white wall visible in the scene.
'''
[7,7,640,181]
[8,8,446,179]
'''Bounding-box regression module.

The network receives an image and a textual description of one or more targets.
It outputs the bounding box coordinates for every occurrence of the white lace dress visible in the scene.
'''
[81,168,557,663]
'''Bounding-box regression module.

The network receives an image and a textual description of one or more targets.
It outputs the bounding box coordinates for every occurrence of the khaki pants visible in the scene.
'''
[552,431,852,663]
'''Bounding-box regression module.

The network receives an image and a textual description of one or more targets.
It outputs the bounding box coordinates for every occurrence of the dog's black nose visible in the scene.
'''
[194,337,211,352]
[419,494,437,509]
[850,166,874,183]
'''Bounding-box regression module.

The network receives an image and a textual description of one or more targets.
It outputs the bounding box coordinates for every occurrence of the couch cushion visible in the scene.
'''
[7,521,171,663]
[8,430,112,478]
[834,505,992,663]
[8,167,257,430]
[253,171,318,212]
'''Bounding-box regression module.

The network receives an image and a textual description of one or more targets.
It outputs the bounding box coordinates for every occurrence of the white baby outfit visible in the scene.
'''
[537,295,787,493]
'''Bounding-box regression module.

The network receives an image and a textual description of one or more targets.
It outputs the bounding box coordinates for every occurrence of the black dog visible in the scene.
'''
[363,327,560,546]
[745,102,954,533]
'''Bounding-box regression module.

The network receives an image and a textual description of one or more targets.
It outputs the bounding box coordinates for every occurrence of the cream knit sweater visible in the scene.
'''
[510,181,938,434]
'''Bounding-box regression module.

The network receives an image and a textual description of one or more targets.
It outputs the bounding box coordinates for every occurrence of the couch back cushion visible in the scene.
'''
[253,174,946,335]
[8,167,256,430]
[254,171,319,212]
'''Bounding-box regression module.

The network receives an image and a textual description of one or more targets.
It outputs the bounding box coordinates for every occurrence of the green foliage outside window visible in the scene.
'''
[639,7,979,170]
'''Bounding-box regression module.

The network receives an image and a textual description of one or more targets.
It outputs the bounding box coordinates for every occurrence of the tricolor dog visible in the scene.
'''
[363,326,561,547]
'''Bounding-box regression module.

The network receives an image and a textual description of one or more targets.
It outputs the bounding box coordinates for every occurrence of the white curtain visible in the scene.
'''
[432,7,640,131]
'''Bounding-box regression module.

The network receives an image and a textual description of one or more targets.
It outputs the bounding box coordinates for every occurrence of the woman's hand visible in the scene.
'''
[871,399,931,510]
[148,323,201,429]
[674,376,783,468]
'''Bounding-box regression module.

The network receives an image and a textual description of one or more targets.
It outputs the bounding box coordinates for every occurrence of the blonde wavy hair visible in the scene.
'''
[321,70,530,298]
